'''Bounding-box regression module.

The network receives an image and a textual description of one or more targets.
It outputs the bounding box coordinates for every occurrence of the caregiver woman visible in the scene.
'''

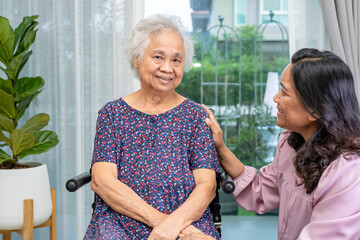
[204,48,360,239]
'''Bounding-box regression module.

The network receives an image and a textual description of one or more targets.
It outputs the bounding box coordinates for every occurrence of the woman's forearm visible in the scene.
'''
[217,144,245,179]
[166,169,217,230]
[202,104,245,179]
[91,163,165,227]
[147,169,218,239]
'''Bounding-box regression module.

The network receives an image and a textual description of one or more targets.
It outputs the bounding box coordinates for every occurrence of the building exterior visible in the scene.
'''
[190,0,289,58]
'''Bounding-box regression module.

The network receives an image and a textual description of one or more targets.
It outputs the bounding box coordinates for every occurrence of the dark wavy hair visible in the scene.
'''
[287,48,360,194]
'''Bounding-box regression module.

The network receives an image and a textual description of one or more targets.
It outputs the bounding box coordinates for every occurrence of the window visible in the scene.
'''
[260,0,288,25]
[236,0,247,25]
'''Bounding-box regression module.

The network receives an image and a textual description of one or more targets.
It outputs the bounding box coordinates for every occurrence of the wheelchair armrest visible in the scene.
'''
[219,173,235,194]
[66,172,92,192]
[65,171,235,193]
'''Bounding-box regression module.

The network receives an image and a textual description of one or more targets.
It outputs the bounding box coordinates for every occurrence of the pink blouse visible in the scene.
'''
[233,130,360,239]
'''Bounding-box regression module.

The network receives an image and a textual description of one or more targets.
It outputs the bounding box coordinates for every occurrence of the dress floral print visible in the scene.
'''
[84,98,221,239]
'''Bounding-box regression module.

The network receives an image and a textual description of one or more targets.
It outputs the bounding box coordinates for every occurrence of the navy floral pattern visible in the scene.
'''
[84,98,221,239]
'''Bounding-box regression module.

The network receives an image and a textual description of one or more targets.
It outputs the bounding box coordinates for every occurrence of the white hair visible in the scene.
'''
[127,14,194,78]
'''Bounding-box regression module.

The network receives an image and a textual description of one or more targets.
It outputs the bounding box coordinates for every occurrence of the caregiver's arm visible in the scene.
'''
[203,104,244,178]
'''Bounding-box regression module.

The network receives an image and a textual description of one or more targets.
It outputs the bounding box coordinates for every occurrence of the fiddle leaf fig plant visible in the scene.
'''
[0,15,59,168]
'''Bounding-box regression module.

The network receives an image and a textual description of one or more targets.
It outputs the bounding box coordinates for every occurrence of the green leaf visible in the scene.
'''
[0,89,16,119]
[14,77,44,102]
[0,77,13,95]
[0,130,11,146]
[0,149,15,163]
[0,114,15,132]
[16,51,32,78]
[0,158,15,164]
[0,16,15,66]
[18,130,58,159]
[4,51,25,81]
[16,90,41,120]
[16,29,37,55]
[14,16,38,53]
[20,113,49,133]
[0,148,12,160]
[10,129,35,156]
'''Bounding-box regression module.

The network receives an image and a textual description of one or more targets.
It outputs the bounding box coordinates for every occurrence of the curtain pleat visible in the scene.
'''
[319,0,360,103]
[0,1,142,239]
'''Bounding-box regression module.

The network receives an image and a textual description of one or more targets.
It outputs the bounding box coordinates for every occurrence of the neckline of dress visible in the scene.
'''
[120,97,189,117]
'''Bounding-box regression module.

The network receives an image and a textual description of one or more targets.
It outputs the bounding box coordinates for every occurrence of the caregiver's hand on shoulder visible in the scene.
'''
[202,104,245,179]
[202,104,226,152]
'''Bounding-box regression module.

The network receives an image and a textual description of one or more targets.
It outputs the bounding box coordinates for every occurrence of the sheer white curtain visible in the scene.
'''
[287,0,331,56]
[0,0,142,239]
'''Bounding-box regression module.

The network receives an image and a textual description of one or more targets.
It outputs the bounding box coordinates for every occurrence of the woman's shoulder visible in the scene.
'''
[180,99,207,117]
[98,98,125,113]
[322,153,360,178]
[277,129,292,149]
[95,99,131,122]
[315,153,360,198]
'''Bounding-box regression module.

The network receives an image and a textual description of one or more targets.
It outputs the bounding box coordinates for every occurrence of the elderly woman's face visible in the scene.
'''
[273,64,317,140]
[134,30,185,94]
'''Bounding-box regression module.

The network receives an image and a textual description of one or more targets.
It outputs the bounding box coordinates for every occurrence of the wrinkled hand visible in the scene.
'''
[147,216,182,240]
[178,225,216,240]
[180,233,216,240]
[179,225,202,236]
[202,104,225,151]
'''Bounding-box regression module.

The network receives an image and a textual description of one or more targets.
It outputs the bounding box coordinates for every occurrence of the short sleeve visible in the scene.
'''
[189,108,221,173]
[91,105,119,166]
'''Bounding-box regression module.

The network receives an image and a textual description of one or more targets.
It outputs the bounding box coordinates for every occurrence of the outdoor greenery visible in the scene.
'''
[0,15,59,168]
[178,25,288,169]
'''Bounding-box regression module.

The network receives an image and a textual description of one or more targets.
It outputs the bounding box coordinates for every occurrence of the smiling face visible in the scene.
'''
[134,30,185,94]
[273,64,318,140]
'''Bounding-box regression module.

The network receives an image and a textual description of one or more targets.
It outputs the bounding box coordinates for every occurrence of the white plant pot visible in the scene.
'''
[0,162,52,229]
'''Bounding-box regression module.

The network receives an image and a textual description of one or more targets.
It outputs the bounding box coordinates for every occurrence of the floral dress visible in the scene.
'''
[84,98,221,239]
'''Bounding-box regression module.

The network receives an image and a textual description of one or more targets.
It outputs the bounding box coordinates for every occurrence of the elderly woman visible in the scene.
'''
[84,14,220,240]
[204,48,360,239]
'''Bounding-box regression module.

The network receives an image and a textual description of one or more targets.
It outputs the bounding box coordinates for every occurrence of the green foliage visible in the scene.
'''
[178,25,287,169]
[0,15,59,165]
[227,110,277,168]
[238,25,261,56]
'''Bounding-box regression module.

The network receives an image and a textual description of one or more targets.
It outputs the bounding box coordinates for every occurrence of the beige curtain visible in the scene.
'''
[319,0,360,102]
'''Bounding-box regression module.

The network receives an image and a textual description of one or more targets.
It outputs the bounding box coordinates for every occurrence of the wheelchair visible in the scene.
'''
[66,171,235,237]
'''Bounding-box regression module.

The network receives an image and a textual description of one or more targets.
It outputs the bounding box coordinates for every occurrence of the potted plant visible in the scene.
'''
[0,15,59,229]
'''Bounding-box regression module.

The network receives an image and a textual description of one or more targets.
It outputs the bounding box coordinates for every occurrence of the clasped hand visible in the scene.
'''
[147,215,211,240]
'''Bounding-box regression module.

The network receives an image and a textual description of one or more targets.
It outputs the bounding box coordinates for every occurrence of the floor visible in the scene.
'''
[221,215,278,240]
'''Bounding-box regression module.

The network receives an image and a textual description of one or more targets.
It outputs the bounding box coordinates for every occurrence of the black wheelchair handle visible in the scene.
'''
[220,173,235,194]
[66,171,235,194]
[66,172,91,192]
